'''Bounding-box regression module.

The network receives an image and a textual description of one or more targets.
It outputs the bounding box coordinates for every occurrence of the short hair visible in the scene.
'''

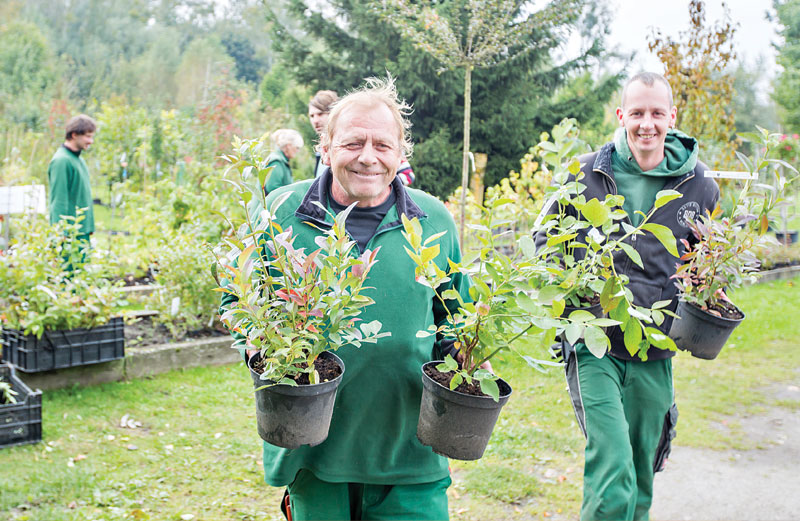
[65,115,96,140]
[271,128,304,151]
[321,76,413,158]
[621,72,674,108]
[309,90,339,113]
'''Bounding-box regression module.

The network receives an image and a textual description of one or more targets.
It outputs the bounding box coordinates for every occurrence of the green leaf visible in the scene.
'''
[618,242,643,269]
[653,190,683,208]
[478,378,500,402]
[623,318,642,356]
[539,285,566,305]
[641,223,679,257]
[565,323,582,345]
[546,233,578,247]
[584,326,609,358]
[581,199,611,227]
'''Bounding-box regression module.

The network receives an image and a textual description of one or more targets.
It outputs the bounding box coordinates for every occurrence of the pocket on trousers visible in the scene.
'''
[653,402,678,473]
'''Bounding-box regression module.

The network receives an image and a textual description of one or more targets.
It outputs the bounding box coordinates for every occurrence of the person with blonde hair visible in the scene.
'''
[223,77,465,520]
[263,128,304,194]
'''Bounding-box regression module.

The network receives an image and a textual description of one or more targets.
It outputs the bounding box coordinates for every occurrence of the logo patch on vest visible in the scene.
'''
[676,201,700,228]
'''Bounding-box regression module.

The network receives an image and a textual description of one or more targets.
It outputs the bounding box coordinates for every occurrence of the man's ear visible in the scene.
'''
[321,145,331,166]
[615,107,624,126]
[669,106,678,128]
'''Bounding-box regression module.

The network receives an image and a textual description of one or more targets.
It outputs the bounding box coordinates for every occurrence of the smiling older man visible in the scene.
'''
[226,77,468,521]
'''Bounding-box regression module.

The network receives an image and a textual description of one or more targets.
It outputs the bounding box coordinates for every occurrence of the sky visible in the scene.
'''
[606,0,780,77]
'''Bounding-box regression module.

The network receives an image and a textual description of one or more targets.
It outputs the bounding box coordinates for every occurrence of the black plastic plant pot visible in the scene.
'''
[562,301,604,319]
[1,363,42,449]
[4,317,125,373]
[416,361,512,461]
[248,351,345,450]
[775,230,798,245]
[669,300,745,360]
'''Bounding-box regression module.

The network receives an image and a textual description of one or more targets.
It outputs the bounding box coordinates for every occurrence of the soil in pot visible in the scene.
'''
[251,355,342,385]
[423,364,486,397]
[704,300,745,320]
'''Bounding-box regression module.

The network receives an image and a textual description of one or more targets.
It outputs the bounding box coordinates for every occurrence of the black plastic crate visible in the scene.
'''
[1,328,17,361]
[4,317,125,373]
[1,362,42,448]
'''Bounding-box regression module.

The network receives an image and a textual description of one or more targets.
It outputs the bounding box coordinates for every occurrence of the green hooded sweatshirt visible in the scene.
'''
[47,145,95,235]
[220,176,469,487]
[611,128,698,226]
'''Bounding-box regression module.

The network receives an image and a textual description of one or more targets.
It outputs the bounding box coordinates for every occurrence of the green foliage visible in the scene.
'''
[0,20,57,129]
[674,127,800,313]
[533,119,680,359]
[215,138,389,386]
[773,0,800,129]
[0,213,121,337]
[266,0,622,199]
[150,229,218,338]
[0,378,18,404]
[402,204,561,402]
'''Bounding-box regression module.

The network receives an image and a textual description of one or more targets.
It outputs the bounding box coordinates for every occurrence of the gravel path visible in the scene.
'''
[650,383,800,521]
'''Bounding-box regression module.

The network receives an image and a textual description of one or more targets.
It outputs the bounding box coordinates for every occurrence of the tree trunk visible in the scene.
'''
[459,66,472,248]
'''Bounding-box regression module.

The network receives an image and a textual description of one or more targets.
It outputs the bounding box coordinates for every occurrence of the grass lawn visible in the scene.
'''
[1,277,798,521]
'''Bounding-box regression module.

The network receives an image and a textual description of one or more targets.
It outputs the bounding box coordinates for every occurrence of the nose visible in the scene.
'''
[358,143,378,165]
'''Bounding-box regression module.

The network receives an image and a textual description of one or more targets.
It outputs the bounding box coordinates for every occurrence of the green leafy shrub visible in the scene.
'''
[0,213,121,337]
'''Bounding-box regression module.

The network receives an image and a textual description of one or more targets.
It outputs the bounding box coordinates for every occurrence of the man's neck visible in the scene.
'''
[630,149,664,172]
[63,141,81,154]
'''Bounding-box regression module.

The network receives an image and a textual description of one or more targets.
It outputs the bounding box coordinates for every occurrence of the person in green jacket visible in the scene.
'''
[263,129,304,195]
[221,77,468,521]
[48,114,96,246]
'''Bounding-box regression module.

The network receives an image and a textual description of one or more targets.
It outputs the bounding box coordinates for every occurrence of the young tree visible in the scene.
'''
[648,0,738,169]
[772,0,800,129]
[263,0,620,201]
[376,0,583,243]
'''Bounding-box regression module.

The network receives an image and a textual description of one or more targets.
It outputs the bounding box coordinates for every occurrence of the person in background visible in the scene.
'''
[308,89,338,178]
[48,114,97,248]
[263,129,304,195]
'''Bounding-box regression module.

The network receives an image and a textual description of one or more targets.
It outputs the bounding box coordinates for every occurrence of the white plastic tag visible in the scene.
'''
[704,170,757,180]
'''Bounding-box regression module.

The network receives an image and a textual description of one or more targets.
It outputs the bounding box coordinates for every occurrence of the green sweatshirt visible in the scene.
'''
[611,128,698,226]
[221,177,468,486]
[263,150,293,194]
[47,145,95,235]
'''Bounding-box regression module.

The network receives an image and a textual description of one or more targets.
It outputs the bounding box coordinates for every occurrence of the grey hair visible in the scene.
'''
[271,128,304,151]
[621,72,674,108]
[321,75,414,158]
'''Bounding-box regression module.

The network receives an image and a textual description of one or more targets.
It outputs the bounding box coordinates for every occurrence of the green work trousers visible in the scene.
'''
[575,344,673,521]
[287,469,451,520]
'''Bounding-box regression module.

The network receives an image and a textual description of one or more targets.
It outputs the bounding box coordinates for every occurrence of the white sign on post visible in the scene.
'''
[704,170,758,180]
[0,185,47,215]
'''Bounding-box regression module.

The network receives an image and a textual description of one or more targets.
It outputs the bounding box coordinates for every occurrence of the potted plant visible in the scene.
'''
[0,362,42,449]
[0,213,124,373]
[401,199,563,461]
[670,128,798,359]
[214,138,389,449]
[531,119,682,360]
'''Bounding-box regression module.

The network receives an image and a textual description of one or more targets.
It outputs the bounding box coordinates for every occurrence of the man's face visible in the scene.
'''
[308,105,329,136]
[616,81,677,165]
[323,102,401,208]
[72,131,95,151]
